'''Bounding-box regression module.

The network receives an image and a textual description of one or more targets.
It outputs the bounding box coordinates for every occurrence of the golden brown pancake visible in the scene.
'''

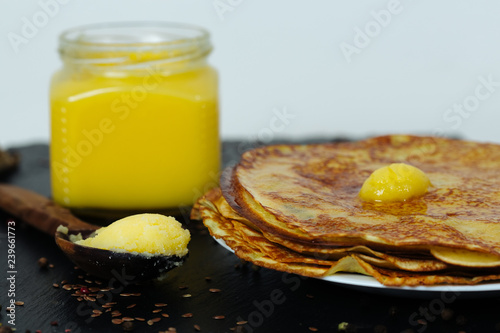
[229,135,500,264]
[196,188,500,286]
[192,135,500,285]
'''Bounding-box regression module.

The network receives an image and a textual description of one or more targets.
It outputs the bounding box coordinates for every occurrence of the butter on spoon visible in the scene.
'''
[0,184,189,282]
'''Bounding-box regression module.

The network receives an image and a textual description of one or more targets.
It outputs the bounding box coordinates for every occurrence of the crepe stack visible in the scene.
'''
[192,135,500,286]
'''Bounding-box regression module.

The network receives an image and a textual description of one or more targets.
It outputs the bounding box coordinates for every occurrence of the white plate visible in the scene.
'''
[214,237,500,298]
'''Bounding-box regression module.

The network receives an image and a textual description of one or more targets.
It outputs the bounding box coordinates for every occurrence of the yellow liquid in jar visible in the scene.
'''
[50,66,219,211]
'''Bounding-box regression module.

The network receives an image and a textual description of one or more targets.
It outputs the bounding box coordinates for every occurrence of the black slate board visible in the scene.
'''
[1,141,500,333]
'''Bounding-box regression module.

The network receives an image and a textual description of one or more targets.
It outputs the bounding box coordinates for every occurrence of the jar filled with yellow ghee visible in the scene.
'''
[50,22,219,218]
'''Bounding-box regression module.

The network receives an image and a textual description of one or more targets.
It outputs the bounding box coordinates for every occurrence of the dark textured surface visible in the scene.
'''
[0,141,499,333]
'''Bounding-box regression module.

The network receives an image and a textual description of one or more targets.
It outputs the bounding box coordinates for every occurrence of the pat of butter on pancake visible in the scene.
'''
[359,163,431,202]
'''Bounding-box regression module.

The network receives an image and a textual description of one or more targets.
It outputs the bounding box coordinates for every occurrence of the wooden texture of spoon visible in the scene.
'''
[0,184,186,282]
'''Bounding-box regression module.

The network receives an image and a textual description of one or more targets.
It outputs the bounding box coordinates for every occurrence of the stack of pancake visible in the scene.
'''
[192,135,500,286]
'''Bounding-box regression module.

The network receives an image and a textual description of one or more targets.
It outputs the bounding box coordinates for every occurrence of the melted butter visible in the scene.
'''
[359,163,431,203]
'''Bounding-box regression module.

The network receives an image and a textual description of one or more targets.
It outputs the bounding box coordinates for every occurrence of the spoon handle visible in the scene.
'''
[0,184,98,235]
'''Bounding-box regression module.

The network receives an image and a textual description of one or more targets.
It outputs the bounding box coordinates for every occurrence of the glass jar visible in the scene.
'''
[50,22,220,219]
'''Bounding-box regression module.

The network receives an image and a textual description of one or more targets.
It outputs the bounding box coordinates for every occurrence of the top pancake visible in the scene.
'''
[228,135,500,258]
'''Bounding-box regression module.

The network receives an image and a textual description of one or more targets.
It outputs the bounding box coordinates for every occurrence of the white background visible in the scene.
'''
[2,0,500,148]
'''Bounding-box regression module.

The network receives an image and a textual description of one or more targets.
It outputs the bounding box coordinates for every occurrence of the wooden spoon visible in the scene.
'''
[0,184,187,282]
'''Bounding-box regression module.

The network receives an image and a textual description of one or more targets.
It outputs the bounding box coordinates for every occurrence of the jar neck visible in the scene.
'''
[58,22,212,76]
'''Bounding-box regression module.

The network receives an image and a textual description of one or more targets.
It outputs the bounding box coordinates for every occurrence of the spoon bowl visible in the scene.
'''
[55,229,187,281]
[0,184,188,282]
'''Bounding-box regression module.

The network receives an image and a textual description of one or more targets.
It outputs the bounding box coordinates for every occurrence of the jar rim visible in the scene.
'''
[59,21,212,67]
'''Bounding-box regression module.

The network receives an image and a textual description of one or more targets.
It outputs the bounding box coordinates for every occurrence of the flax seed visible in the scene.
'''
[161,313,170,318]
[152,309,162,313]
[155,303,168,307]
[127,304,136,309]
[111,318,123,325]
[135,317,145,321]
[182,313,193,318]
[37,257,49,268]
[209,288,221,293]
[194,324,201,331]
[213,315,225,320]
[14,301,24,306]
[122,317,134,322]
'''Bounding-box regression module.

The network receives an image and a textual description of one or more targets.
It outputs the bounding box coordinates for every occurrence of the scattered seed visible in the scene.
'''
[89,287,100,293]
[236,321,248,325]
[90,313,100,318]
[122,317,134,322]
[209,288,221,293]
[135,317,145,321]
[441,308,454,321]
[84,296,96,302]
[96,294,104,299]
[182,294,192,298]
[14,301,24,306]
[155,303,167,307]
[62,284,73,291]
[53,283,59,288]
[127,304,137,309]
[194,324,201,331]
[100,288,112,292]
[151,317,161,323]
[130,293,141,296]
[178,285,188,290]
[61,280,68,284]
[308,327,318,332]
[167,328,177,332]
[212,315,225,320]
[0,326,14,333]
[48,264,55,268]
[111,310,122,317]
[204,276,212,281]
[147,320,154,326]
[78,275,84,279]
[77,297,83,302]
[122,321,135,332]
[37,257,49,268]
[120,293,131,297]
[111,318,123,325]
[152,309,162,313]
[182,313,193,318]
[161,313,170,318]
[92,310,102,314]
[84,279,93,284]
